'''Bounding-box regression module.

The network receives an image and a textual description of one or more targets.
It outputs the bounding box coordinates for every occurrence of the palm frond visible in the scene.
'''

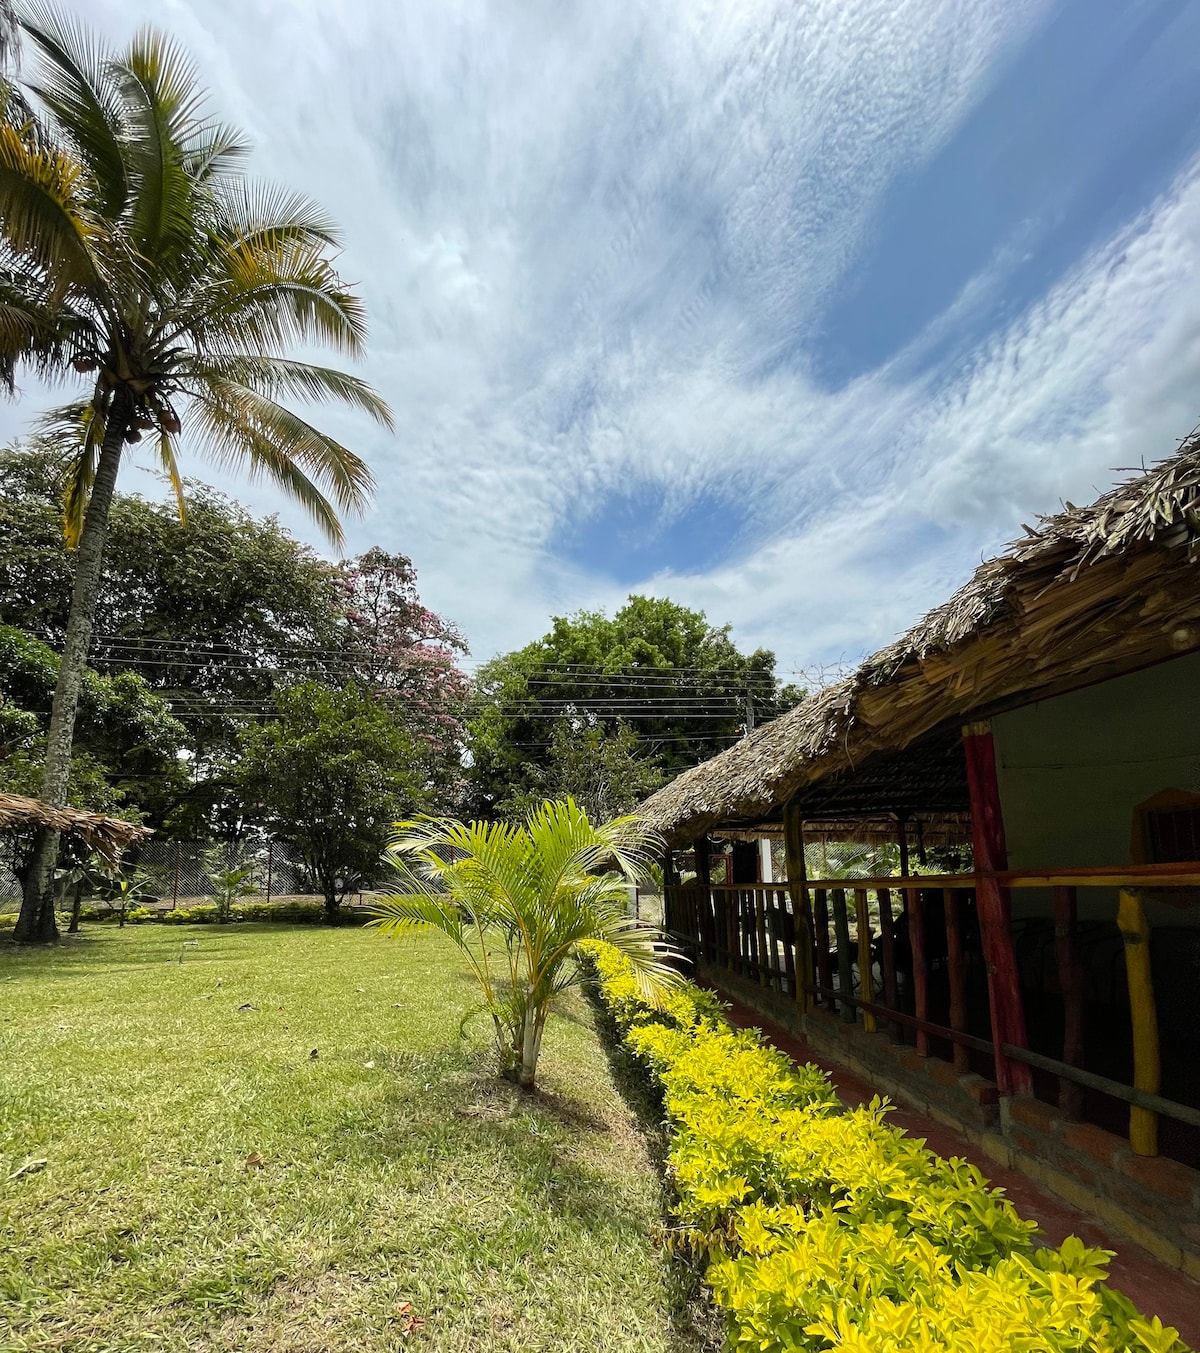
[215,181,340,252]
[155,427,185,524]
[17,1,128,217]
[189,388,357,546]
[118,26,208,260]
[189,353,392,428]
[38,398,103,546]
[0,117,101,292]
[193,377,373,510]
[179,239,369,357]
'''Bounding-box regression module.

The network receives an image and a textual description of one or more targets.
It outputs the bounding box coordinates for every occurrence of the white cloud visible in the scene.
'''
[16,0,1200,679]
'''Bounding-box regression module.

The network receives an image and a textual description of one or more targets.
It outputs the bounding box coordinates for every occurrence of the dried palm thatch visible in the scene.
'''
[0,792,151,865]
[642,438,1200,846]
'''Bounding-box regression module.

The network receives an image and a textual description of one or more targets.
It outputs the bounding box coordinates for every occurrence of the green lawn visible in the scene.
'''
[0,924,709,1353]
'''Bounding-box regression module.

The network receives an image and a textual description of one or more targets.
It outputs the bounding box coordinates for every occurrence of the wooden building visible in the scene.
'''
[640,441,1200,1270]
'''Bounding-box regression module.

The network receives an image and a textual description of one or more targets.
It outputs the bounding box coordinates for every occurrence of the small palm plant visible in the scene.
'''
[370,798,680,1090]
[203,847,257,924]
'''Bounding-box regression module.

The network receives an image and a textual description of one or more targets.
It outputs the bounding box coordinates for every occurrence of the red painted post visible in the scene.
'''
[943,887,969,1072]
[962,721,1032,1096]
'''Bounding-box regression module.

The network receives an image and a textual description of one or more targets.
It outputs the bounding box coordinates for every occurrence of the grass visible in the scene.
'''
[0,924,713,1353]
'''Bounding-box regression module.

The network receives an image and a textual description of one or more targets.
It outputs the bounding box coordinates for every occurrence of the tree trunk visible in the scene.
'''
[517,1003,546,1090]
[67,883,83,934]
[15,395,129,944]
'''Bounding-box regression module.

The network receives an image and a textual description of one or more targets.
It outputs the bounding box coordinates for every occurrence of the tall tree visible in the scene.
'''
[468,595,801,818]
[235,682,424,923]
[0,11,390,940]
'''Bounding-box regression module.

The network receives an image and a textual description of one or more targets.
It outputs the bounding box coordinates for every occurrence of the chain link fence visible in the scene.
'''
[0,839,372,912]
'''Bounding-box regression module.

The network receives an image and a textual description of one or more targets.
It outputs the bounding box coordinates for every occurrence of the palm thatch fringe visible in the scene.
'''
[0,792,151,864]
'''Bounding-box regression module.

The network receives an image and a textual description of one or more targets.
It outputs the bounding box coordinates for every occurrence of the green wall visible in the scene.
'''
[992,649,1200,924]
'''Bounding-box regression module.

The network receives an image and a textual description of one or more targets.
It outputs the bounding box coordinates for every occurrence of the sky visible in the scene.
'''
[6,0,1200,676]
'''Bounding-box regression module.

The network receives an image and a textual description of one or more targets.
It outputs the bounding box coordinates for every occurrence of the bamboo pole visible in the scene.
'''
[854,888,876,1033]
[907,887,930,1055]
[814,888,832,1006]
[877,887,899,1039]
[943,887,969,1072]
[1118,889,1161,1156]
[831,887,855,1024]
[1054,885,1085,1118]
[783,800,815,1010]
[962,721,1032,1096]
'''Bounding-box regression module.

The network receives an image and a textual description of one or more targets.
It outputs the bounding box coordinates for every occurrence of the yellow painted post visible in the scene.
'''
[1118,889,1160,1157]
[855,888,877,1033]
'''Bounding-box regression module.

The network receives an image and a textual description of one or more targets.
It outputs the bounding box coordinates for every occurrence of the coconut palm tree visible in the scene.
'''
[1,7,392,941]
[370,799,680,1090]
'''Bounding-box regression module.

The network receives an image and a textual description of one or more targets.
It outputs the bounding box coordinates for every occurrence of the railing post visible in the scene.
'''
[755,889,770,988]
[1054,885,1085,1118]
[963,721,1032,1096]
[693,836,714,963]
[831,887,855,1023]
[1119,888,1160,1156]
[877,887,899,1039]
[783,800,815,1010]
[779,887,797,996]
[814,888,832,1006]
[907,887,930,1055]
[854,888,876,1032]
[943,887,969,1071]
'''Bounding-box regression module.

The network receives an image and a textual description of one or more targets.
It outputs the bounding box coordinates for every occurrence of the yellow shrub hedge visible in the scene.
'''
[581,940,1188,1353]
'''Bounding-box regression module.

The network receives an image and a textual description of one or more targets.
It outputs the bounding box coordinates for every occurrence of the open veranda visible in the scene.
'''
[0,924,710,1353]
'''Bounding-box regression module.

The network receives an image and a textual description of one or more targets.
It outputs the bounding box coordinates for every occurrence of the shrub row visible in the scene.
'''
[581,940,1187,1353]
[77,900,328,925]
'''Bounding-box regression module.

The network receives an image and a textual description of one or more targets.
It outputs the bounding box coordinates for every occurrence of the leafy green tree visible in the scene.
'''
[468,595,798,818]
[0,14,390,940]
[497,718,665,824]
[0,447,470,834]
[0,624,187,822]
[235,682,424,923]
[370,799,679,1089]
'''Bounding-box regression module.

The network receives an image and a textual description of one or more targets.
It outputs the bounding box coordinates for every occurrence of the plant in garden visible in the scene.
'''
[0,9,390,941]
[203,847,257,923]
[235,682,424,923]
[370,798,680,1090]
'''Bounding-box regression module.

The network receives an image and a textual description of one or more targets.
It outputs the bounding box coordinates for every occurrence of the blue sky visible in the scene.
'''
[8,0,1200,676]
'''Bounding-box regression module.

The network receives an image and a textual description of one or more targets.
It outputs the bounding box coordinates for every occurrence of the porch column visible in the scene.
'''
[1118,889,1161,1156]
[783,799,816,1011]
[962,720,1032,1096]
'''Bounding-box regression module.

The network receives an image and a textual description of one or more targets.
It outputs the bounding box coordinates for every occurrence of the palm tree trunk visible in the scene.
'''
[15,394,129,944]
[517,1003,547,1090]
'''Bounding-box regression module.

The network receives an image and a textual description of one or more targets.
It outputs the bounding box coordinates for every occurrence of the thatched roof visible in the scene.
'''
[0,792,151,864]
[642,439,1200,846]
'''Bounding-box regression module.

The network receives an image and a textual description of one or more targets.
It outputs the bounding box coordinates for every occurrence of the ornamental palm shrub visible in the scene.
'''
[0,6,391,941]
[369,798,681,1089]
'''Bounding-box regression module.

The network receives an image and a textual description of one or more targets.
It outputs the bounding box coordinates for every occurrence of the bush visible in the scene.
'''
[581,940,1189,1353]
[75,900,327,926]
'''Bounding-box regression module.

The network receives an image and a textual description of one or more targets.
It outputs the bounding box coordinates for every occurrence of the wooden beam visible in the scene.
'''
[943,887,969,1072]
[962,721,1032,1096]
[854,888,877,1033]
[692,837,713,963]
[831,887,855,1024]
[1054,885,1085,1119]
[783,799,815,1011]
[1118,889,1161,1156]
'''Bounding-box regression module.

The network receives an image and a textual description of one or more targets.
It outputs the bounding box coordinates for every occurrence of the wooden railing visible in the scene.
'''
[663,863,1200,1158]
